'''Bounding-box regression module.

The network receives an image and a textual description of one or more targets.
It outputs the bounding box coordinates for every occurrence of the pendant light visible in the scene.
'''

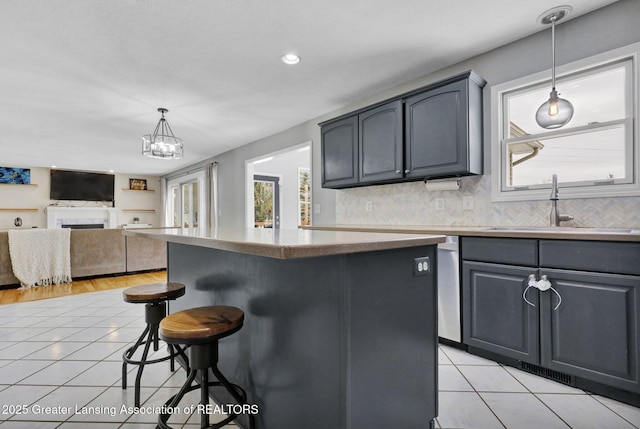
[142,108,184,159]
[535,6,574,129]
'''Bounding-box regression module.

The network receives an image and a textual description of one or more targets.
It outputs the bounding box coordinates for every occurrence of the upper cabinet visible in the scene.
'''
[320,116,359,188]
[359,100,403,184]
[405,78,482,179]
[320,71,486,189]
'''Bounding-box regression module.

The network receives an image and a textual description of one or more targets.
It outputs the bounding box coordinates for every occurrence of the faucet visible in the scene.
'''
[550,174,574,227]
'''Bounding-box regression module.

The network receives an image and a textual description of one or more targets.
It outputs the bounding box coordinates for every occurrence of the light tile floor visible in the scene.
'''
[0,288,237,428]
[436,345,640,429]
[1,288,640,428]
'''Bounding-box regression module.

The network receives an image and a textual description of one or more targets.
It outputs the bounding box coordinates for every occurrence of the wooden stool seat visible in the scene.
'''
[160,306,244,344]
[123,282,185,304]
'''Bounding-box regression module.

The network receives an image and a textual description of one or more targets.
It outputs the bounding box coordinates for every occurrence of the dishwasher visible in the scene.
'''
[437,235,461,343]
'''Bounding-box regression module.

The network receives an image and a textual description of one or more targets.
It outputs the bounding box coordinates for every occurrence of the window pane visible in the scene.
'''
[192,181,199,227]
[298,169,311,226]
[507,126,626,187]
[506,62,628,136]
[171,186,179,227]
[182,183,190,228]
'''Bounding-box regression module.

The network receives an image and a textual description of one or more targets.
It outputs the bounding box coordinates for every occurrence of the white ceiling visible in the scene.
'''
[0,0,619,176]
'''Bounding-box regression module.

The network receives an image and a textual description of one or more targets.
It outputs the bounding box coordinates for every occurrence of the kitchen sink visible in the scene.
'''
[484,227,639,234]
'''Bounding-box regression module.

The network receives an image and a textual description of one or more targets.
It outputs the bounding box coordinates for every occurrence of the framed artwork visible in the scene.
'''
[0,167,30,184]
[129,178,147,190]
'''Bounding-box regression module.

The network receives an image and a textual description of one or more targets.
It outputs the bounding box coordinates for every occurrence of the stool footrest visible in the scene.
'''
[157,367,253,429]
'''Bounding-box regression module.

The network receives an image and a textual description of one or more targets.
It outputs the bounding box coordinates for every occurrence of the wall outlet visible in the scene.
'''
[414,256,430,276]
[435,198,445,211]
[463,196,474,211]
[365,201,373,212]
[314,204,321,214]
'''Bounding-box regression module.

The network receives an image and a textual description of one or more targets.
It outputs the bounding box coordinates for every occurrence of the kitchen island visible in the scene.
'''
[123,227,445,429]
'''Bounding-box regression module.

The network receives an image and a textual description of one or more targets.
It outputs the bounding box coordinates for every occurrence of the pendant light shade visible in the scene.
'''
[535,89,574,129]
[142,108,184,159]
[535,6,574,129]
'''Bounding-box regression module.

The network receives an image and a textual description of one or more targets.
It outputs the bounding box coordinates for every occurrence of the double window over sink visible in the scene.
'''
[491,42,639,201]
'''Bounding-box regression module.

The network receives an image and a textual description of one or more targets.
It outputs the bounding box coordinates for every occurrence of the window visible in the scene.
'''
[298,168,311,226]
[491,44,639,201]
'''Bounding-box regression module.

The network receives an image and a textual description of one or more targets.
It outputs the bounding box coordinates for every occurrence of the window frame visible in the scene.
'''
[491,42,640,202]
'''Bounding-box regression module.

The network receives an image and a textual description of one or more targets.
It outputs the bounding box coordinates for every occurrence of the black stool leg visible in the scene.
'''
[158,368,198,429]
[133,321,156,407]
[122,324,150,390]
[201,369,210,428]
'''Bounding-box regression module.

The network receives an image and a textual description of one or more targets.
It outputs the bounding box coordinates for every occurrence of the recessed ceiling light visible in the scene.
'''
[281,53,301,65]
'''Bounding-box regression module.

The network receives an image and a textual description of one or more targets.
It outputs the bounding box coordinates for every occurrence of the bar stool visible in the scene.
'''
[157,305,253,429]
[122,282,189,407]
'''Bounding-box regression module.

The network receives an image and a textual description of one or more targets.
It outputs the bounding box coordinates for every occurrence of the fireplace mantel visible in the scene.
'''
[46,207,118,229]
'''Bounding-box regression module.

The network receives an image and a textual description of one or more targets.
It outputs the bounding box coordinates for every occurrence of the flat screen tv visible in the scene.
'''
[50,169,115,202]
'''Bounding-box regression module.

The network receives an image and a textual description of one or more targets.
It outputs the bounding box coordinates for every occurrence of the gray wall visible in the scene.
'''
[166,0,640,230]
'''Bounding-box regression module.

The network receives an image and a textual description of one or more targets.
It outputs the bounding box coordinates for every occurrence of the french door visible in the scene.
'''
[167,170,206,232]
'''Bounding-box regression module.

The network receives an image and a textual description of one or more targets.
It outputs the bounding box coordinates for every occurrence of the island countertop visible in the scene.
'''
[123,227,446,259]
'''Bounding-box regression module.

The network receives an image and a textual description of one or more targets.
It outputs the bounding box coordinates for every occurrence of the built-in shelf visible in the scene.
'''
[0,183,38,187]
[122,209,156,213]
[122,188,155,192]
[0,208,38,212]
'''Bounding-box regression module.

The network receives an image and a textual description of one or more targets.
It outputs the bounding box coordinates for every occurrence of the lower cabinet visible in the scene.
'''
[463,261,540,364]
[462,237,640,396]
[540,268,640,393]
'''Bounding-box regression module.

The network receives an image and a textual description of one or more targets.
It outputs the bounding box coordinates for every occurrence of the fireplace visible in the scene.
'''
[61,224,106,230]
[46,207,118,229]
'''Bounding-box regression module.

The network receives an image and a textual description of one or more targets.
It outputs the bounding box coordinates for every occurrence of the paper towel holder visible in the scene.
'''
[424,178,461,191]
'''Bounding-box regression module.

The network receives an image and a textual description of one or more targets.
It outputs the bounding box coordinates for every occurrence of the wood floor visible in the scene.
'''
[0,270,167,305]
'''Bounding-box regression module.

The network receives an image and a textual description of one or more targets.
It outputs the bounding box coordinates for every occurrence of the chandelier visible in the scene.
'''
[142,108,184,159]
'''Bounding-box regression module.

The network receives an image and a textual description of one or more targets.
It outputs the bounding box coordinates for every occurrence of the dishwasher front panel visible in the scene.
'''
[438,235,461,342]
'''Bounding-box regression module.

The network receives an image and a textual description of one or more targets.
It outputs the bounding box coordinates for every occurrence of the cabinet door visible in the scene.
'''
[540,269,640,393]
[321,116,358,188]
[405,79,469,179]
[463,261,540,364]
[358,100,403,184]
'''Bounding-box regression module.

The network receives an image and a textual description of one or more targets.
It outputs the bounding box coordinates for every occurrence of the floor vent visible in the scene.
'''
[520,362,574,385]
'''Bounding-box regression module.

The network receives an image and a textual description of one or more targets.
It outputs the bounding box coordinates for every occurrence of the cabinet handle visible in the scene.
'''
[405,169,410,174]
[396,170,402,174]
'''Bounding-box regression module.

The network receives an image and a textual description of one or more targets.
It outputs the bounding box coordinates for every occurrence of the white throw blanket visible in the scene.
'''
[8,228,72,288]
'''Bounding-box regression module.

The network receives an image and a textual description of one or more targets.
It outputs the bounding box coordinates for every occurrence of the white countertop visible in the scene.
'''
[302,225,640,242]
[122,227,446,259]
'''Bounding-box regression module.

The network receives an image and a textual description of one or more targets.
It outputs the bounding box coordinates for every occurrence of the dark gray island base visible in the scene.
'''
[128,228,443,429]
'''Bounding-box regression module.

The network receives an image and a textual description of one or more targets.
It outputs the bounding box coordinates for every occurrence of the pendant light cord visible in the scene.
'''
[550,16,556,90]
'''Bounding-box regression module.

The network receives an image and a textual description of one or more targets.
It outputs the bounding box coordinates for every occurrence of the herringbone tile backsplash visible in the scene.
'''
[335,176,640,228]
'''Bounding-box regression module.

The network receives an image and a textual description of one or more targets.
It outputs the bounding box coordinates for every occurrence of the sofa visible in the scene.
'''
[0,229,166,287]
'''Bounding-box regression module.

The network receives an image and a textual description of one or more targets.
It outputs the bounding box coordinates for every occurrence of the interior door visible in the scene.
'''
[253,175,280,229]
